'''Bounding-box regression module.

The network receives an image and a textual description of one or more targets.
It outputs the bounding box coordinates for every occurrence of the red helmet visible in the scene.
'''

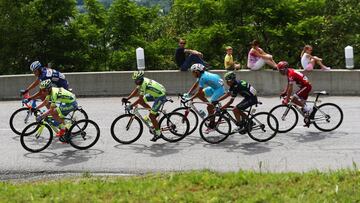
[277,61,289,70]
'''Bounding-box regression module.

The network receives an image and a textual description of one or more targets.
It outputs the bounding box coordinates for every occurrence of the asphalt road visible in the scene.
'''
[0,96,359,178]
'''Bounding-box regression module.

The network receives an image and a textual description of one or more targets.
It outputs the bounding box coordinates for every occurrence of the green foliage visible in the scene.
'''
[0,0,359,74]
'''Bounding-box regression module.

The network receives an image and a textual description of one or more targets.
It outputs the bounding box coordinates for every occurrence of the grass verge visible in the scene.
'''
[1,170,360,202]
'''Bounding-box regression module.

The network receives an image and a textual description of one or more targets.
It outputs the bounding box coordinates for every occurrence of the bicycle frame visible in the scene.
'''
[178,94,214,119]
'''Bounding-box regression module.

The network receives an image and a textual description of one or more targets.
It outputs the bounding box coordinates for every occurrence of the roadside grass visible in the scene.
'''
[1,170,360,202]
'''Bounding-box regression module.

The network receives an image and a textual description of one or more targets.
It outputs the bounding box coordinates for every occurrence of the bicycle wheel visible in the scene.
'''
[20,122,53,153]
[313,103,343,132]
[68,119,100,150]
[159,112,190,142]
[67,108,88,134]
[199,114,231,144]
[269,104,298,133]
[110,114,143,144]
[172,107,198,135]
[9,107,37,135]
[247,112,279,142]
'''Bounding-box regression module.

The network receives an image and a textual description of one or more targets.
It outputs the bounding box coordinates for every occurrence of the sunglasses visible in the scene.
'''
[180,42,186,45]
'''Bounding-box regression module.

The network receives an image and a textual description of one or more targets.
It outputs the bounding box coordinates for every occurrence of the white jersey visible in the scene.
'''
[301,53,310,69]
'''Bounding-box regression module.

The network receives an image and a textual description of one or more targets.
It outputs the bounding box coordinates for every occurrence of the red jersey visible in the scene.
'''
[287,68,310,87]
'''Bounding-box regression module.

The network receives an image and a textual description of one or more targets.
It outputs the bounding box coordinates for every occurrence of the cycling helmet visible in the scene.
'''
[39,79,52,89]
[277,61,289,70]
[190,63,205,72]
[30,61,42,72]
[224,71,236,81]
[132,71,144,80]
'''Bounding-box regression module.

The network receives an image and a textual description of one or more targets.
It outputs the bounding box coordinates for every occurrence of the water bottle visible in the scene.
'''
[144,115,152,126]
[198,110,207,118]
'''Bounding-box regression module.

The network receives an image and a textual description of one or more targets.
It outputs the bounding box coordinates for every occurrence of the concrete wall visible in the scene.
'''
[1,69,359,100]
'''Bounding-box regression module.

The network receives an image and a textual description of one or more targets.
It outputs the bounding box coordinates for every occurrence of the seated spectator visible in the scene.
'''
[175,38,206,71]
[224,46,241,71]
[301,45,331,71]
[247,40,277,70]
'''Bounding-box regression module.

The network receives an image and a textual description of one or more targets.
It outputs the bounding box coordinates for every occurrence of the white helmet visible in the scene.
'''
[30,61,42,72]
[190,63,205,72]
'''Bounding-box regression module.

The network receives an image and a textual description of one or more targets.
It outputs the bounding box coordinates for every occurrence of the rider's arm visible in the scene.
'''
[190,87,202,101]
[25,79,40,93]
[126,87,139,100]
[221,97,235,110]
[35,99,49,110]
[28,91,42,100]
[285,84,293,102]
[187,81,199,96]
[217,92,231,102]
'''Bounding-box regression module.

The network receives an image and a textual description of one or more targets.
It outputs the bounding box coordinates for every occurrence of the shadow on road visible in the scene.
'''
[24,149,104,167]
[114,142,188,157]
[287,130,348,143]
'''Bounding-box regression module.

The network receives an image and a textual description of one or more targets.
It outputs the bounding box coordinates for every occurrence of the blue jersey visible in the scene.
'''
[38,68,69,89]
[197,71,224,89]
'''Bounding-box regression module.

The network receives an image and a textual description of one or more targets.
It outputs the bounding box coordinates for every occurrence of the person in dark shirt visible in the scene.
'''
[175,38,206,71]
[215,71,258,132]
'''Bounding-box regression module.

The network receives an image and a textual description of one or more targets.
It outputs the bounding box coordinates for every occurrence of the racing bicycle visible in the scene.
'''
[20,111,100,153]
[110,98,190,144]
[269,91,343,133]
[199,102,279,144]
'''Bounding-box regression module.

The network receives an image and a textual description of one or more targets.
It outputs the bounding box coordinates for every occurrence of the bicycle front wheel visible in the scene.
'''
[159,112,190,143]
[20,122,53,153]
[10,107,37,135]
[68,108,89,134]
[269,104,298,133]
[199,114,231,144]
[172,107,198,135]
[68,119,100,150]
[110,114,143,144]
[313,103,343,132]
[247,112,279,142]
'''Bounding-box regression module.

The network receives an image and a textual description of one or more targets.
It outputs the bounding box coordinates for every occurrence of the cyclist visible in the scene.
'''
[23,61,69,102]
[277,61,313,124]
[33,79,78,139]
[122,71,167,142]
[215,71,258,132]
[186,63,225,126]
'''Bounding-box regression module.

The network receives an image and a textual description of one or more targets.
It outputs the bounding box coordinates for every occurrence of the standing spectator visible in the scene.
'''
[224,46,241,71]
[175,38,206,71]
[247,40,277,70]
[300,45,331,71]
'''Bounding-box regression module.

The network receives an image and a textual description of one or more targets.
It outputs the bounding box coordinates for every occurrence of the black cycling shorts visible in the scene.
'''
[236,97,258,111]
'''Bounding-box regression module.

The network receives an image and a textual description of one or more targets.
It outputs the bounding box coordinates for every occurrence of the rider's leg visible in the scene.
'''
[198,87,214,114]
[149,96,165,132]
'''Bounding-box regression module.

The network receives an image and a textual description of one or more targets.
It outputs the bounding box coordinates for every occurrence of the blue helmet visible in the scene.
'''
[30,61,42,72]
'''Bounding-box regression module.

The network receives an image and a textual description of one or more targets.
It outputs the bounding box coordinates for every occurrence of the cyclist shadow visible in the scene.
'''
[202,136,283,155]
[287,130,348,143]
[24,149,104,167]
[115,142,187,157]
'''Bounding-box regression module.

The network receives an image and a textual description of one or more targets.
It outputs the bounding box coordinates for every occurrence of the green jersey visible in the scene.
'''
[46,87,76,106]
[138,78,166,98]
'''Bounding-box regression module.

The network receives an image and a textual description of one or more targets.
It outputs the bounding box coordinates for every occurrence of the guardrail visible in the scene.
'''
[0,69,359,100]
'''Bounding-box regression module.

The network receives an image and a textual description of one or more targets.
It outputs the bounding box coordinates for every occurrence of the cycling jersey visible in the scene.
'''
[228,80,257,99]
[38,68,69,89]
[46,87,76,106]
[287,68,310,87]
[138,78,166,98]
[45,87,77,117]
[198,71,224,89]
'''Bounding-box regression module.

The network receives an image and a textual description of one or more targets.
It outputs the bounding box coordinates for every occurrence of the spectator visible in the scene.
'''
[224,46,241,71]
[247,40,277,70]
[175,38,207,71]
[300,45,331,71]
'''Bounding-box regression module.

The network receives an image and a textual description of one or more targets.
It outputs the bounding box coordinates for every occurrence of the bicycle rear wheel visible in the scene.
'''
[269,104,298,133]
[160,112,190,142]
[172,107,198,135]
[247,112,279,142]
[68,119,100,150]
[199,114,231,144]
[110,114,143,144]
[313,103,343,132]
[20,122,53,153]
[10,107,38,135]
